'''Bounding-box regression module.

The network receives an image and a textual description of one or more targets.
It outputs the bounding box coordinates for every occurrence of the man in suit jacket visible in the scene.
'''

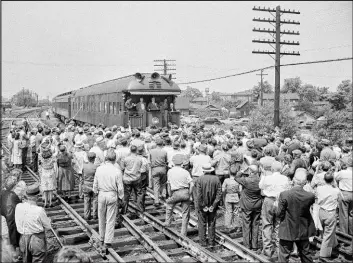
[147,97,159,111]
[277,168,315,263]
[136,97,146,114]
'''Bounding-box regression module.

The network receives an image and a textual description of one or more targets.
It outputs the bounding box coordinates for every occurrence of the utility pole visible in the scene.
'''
[252,5,300,127]
[153,59,176,79]
[256,69,268,106]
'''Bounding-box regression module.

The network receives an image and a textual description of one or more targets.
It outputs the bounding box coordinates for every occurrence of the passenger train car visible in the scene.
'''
[52,73,181,128]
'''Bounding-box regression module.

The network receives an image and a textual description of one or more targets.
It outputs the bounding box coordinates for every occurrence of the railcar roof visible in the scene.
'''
[72,73,181,97]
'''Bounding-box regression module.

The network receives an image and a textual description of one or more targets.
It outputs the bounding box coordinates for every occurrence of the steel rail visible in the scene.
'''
[145,189,269,263]
[121,215,174,262]
[128,202,223,263]
[23,117,124,263]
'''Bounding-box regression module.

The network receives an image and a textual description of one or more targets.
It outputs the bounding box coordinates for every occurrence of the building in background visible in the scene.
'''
[263,92,300,104]
[175,97,190,116]
[219,89,256,102]
[191,97,208,106]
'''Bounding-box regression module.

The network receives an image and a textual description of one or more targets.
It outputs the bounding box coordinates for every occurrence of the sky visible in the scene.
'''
[2,1,352,99]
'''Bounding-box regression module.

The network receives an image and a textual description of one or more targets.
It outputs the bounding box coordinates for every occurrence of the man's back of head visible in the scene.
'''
[293,168,307,187]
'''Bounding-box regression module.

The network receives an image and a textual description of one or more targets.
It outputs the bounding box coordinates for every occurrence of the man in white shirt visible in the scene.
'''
[335,157,353,235]
[93,150,124,249]
[15,183,51,263]
[89,137,105,165]
[165,154,193,236]
[317,172,340,259]
[259,161,291,258]
[190,144,211,178]
[74,127,87,145]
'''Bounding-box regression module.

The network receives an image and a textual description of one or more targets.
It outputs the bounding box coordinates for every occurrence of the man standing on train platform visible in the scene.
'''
[159,98,169,126]
[93,150,124,250]
[15,183,52,263]
[165,154,193,236]
[121,145,144,214]
[125,97,135,114]
[147,97,159,111]
[136,97,146,115]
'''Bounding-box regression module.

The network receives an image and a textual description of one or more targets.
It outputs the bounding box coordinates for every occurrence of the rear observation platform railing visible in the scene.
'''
[124,110,180,128]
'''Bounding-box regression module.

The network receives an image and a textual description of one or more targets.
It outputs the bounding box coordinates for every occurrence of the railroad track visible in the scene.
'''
[3,113,351,263]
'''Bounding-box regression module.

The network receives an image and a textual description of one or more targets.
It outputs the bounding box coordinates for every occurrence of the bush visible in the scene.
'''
[247,100,298,138]
[312,109,352,145]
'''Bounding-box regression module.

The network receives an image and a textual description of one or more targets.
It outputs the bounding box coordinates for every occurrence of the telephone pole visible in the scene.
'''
[256,69,268,106]
[153,59,176,79]
[252,5,300,127]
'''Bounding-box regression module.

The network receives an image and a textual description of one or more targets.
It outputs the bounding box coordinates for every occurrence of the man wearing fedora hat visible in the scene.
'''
[195,163,222,248]
[73,141,88,199]
[165,154,193,236]
[15,183,52,263]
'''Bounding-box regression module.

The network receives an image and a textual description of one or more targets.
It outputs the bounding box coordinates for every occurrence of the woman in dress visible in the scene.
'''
[39,142,57,208]
[57,144,74,201]
[11,132,22,169]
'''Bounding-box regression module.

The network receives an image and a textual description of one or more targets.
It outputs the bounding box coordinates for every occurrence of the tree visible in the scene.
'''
[221,100,241,110]
[295,101,317,116]
[312,108,351,145]
[281,77,302,93]
[12,89,37,107]
[298,84,318,102]
[326,92,348,111]
[211,91,222,103]
[194,108,219,119]
[247,99,298,138]
[337,79,352,94]
[316,86,330,100]
[337,80,352,103]
[252,80,273,98]
[180,86,203,100]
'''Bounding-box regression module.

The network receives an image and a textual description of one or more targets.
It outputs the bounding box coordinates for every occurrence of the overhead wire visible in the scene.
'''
[176,57,353,85]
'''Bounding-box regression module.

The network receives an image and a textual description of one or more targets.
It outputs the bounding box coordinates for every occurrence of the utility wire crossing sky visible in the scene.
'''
[2,1,352,99]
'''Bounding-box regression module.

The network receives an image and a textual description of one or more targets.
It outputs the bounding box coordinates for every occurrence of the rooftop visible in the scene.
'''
[263,92,299,100]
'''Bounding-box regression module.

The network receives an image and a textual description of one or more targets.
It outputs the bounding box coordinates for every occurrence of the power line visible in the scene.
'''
[177,57,353,85]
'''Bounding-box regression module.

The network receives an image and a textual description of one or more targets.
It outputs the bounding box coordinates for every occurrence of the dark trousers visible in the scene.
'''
[32,151,38,172]
[133,173,148,212]
[217,174,229,186]
[19,232,47,263]
[278,239,313,263]
[122,179,143,214]
[22,147,28,171]
[241,209,261,249]
[198,210,217,246]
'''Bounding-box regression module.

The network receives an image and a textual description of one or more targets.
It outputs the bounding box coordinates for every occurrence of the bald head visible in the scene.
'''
[293,168,308,187]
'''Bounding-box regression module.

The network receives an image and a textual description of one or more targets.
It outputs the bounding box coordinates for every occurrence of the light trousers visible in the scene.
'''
[98,191,118,244]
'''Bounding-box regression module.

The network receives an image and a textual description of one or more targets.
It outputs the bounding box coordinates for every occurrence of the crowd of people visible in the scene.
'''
[1,115,352,263]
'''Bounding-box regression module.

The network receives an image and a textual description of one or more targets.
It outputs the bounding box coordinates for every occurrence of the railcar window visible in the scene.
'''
[109,103,113,115]
[104,102,108,114]
[113,102,117,115]
[99,102,102,112]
